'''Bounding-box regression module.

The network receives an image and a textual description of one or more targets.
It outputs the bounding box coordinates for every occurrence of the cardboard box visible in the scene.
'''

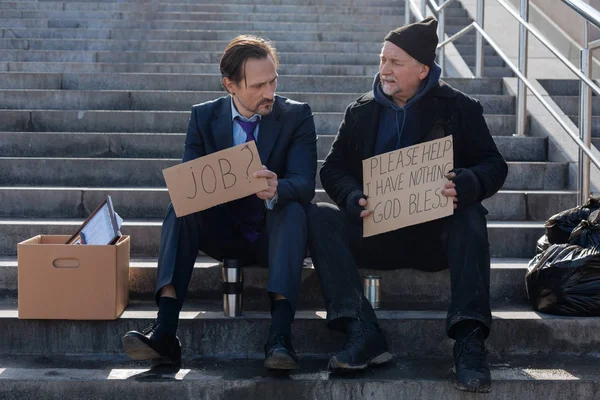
[17,235,130,320]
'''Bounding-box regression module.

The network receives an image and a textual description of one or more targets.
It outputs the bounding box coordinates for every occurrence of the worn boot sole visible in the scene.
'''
[122,334,178,365]
[264,351,299,370]
[453,380,492,393]
[328,351,393,370]
[451,366,492,393]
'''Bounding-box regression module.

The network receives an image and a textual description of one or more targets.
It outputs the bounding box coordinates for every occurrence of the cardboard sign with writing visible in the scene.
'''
[163,141,269,217]
[362,136,454,237]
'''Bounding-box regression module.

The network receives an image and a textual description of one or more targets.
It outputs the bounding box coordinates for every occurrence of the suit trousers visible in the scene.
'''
[307,202,492,338]
[155,201,308,312]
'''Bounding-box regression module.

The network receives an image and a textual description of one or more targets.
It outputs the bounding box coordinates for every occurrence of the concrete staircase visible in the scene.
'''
[0,0,597,398]
[539,79,600,150]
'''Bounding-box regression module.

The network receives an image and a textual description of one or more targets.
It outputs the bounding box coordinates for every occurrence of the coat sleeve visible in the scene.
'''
[320,104,364,209]
[276,103,318,205]
[461,98,508,200]
[182,106,207,163]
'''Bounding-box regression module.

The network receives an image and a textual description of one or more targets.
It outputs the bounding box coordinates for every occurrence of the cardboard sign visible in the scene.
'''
[163,141,269,217]
[362,136,454,237]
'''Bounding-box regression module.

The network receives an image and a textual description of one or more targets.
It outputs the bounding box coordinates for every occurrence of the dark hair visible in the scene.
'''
[219,35,279,90]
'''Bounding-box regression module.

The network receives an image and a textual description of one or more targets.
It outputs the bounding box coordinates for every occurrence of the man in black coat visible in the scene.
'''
[307,17,507,393]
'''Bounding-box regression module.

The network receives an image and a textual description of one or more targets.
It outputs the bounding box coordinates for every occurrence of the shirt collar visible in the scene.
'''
[230,97,261,123]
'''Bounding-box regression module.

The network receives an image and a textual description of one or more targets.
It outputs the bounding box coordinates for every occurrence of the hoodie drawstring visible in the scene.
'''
[395,109,407,149]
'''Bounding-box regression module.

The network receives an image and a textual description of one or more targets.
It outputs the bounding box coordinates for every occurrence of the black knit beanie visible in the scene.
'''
[384,17,439,67]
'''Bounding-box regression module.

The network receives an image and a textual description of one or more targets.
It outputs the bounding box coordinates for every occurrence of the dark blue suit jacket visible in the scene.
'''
[182,95,317,206]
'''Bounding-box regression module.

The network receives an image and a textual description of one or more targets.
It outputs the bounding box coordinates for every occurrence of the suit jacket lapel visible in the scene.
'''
[256,104,282,165]
[209,96,234,151]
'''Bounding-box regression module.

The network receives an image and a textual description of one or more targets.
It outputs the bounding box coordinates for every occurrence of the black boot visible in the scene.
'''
[264,299,298,370]
[328,319,392,370]
[453,326,491,393]
[122,297,181,365]
[122,322,181,365]
[264,333,298,370]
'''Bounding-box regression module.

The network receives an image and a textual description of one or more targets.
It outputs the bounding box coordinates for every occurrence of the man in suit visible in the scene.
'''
[122,35,317,371]
[307,18,507,392]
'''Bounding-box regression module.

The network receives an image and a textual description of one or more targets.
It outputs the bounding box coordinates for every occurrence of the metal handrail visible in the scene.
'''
[562,0,600,29]
[406,0,599,202]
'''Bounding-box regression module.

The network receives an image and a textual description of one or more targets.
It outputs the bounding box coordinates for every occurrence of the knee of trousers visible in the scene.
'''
[307,202,345,238]
[447,203,489,240]
[268,200,307,225]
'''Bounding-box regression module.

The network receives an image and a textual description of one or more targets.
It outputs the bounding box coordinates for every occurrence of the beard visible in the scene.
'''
[255,99,274,116]
[380,79,400,97]
[237,97,274,117]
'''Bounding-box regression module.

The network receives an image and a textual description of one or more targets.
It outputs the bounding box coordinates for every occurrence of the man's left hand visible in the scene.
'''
[253,165,278,200]
[442,172,458,209]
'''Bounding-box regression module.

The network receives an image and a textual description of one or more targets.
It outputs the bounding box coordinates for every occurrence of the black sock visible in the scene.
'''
[269,299,294,336]
[156,296,180,336]
[453,320,484,340]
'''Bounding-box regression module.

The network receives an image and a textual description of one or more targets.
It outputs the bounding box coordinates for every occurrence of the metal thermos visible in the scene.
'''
[222,259,243,317]
[362,275,381,309]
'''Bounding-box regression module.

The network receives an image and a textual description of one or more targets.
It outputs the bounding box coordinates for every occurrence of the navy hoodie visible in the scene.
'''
[373,63,442,155]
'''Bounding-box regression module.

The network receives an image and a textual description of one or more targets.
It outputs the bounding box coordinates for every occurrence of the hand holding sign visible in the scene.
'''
[362,136,454,237]
[163,141,269,217]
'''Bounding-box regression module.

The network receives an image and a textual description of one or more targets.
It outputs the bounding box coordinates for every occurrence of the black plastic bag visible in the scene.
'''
[526,243,600,316]
[545,206,591,244]
[536,235,550,254]
[569,210,600,248]
[544,196,600,244]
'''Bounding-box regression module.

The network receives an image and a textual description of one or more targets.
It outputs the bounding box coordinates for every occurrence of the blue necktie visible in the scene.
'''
[231,117,263,243]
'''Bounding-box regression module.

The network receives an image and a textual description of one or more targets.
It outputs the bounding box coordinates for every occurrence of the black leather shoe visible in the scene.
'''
[122,323,181,365]
[453,327,491,393]
[264,333,298,370]
[328,320,392,370]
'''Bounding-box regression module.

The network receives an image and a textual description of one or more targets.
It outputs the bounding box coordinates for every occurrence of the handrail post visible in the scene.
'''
[475,0,485,77]
[578,21,592,204]
[516,0,529,136]
[405,0,411,25]
[421,0,427,18]
[438,5,446,76]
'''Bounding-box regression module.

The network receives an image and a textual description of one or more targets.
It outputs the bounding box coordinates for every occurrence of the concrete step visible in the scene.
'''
[0,2,468,17]
[0,11,412,24]
[1,49,389,66]
[0,130,541,161]
[0,90,517,114]
[0,38,390,53]
[2,19,405,32]
[0,185,576,222]
[539,79,582,96]
[2,355,599,400]
[30,0,406,5]
[1,300,598,359]
[0,28,408,42]
[462,55,506,67]
[455,44,498,56]
[0,2,419,15]
[2,61,382,76]
[0,257,530,308]
[552,95,600,116]
[0,218,545,258]
[0,157,566,191]
[0,186,576,222]
[568,115,600,137]
[0,110,519,136]
[0,72,506,95]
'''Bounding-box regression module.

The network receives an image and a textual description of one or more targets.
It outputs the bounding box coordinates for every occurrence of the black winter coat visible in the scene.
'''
[321,81,508,211]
